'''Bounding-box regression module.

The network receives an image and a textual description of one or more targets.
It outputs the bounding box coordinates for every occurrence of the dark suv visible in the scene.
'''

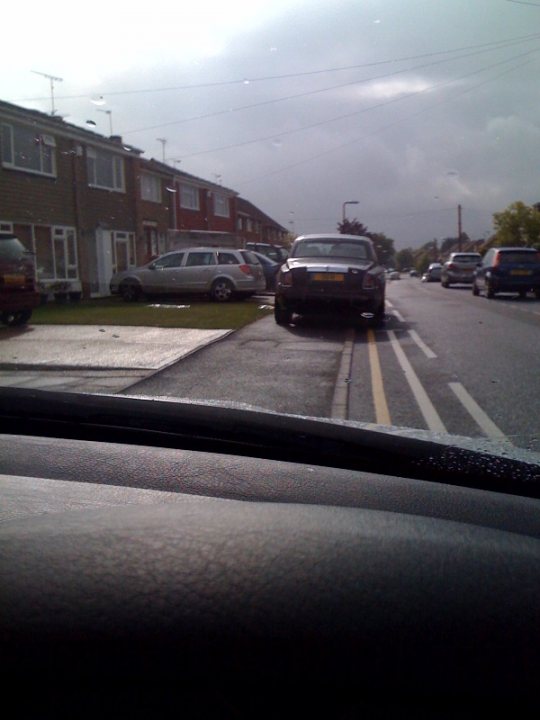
[472,247,540,299]
[245,242,289,263]
[0,232,40,326]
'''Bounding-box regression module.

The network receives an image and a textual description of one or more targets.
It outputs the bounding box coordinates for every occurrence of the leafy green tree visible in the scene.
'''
[493,201,540,249]
[395,248,414,271]
[369,232,395,266]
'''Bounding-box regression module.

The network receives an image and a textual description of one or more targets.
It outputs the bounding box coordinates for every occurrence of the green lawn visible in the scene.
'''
[31,296,273,329]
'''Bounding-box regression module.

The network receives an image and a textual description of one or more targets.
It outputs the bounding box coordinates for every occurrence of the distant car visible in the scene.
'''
[441,252,482,287]
[274,233,386,326]
[245,242,289,263]
[389,270,400,280]
[251,251,280,291]
[472,247,540,299]
[409,269,419,277]
[0,232,40,326]
[110,247,265,302]
[422,263,442,282]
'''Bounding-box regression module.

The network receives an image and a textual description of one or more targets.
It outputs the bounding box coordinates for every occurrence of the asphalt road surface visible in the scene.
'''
[127,277,540,454]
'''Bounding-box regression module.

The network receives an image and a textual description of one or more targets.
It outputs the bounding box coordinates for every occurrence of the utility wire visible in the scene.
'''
[180,44,540,158]
[18,31,540,103]
[233,53,536,188]
[123,37,540,135]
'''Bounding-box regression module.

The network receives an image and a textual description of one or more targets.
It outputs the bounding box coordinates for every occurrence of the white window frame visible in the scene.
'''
[111,231,136,274]
[87,146,125,191]
[180,184,200,210]
[34,225,79,281]
[141,172,162,203]
[214,192,230,218]
[1,122,57,177]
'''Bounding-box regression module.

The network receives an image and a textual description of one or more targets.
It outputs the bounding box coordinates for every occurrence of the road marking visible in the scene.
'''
[367,329,391,425]
[448,382,510,443]
[387,330,447,434]
[408,330,437,359]
[392,309,405,322]
[331,329,355,419]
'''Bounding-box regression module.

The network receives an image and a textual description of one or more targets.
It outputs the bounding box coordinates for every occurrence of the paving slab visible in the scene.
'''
[0,325,231,370]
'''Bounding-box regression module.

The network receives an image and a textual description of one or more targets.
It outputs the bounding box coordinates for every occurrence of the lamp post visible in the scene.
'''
[342,200,359,223]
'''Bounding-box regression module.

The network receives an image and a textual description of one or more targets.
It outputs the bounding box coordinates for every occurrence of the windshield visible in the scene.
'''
[1,0,540,462]
[292,238,372,260]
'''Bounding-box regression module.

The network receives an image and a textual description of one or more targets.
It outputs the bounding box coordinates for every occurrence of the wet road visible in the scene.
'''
[128,277,540,453]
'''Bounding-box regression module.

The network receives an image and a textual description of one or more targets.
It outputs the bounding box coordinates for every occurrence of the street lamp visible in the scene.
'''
[342,200,359,223]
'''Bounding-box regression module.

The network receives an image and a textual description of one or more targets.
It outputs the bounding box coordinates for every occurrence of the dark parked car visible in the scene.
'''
[274,233,386,326]
[251,251,280,291]
[0,232,40,326]
[245,242,289,263]
[472,247,540,299]
[441,252,482,287]
[421,263,442,282]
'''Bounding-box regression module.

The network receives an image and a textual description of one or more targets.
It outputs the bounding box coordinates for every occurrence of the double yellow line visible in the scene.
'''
[367,328,391,425]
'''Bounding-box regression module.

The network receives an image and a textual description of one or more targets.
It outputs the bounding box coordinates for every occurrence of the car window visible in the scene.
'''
[293,239,371,259]
[185,252,216,267]
[497,251,540,264]
[240,250,260,265]
[217,252,239,265]
[153,253,184,269]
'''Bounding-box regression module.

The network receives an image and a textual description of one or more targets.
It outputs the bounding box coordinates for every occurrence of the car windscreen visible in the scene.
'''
[292,240,372,260]
[0,235,30,261]
[452,255,481,263]
[498,251,540,265]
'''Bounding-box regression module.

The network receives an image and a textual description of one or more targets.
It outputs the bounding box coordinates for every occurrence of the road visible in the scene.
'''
[127,277,540,453]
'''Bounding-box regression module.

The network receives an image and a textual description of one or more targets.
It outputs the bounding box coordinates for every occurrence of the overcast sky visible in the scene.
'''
[2,0,540,248]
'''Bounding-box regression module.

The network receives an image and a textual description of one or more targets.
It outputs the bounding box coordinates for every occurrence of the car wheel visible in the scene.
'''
[472,282,479,296]
[535,288,540,299]
[441,278,450,288]
[518,290,527,299]
[211,279,234,302]
[485,281,495,299]
[274,302,292,325]
[120,282,141,302]
[1,309,32,327]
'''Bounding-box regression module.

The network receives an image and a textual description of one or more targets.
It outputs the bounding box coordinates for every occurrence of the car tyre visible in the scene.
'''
[274,302,292,325]
[535,288,540,299]
[120,282,141,302]
[518,290,527,299]
[485,281,495,299]
[441,278,450,288]
[211,279,234,302]
[472,282,479,296]
[369,301,386,328]
[1,309,32,327]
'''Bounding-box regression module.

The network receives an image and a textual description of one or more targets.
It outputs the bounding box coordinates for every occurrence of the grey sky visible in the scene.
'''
[2,0,540,247]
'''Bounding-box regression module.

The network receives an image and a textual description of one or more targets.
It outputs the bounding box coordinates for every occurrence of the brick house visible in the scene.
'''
[1,98,286,298]
[236,197,288,246]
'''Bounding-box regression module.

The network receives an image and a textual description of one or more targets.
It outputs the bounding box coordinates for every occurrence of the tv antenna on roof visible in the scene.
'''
[31,70,63,115]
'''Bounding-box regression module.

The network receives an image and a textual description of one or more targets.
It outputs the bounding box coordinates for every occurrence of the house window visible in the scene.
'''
[141,173,162,203]
[111,232,136,273]
[1,122,56,177]
[247,218,253,232]
[180,184,200,210]
[214,193,230,218]
[35,226,78,281]
[87,147,125,191]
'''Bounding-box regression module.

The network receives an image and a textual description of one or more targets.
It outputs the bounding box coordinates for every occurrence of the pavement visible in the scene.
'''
[0,324,234,394]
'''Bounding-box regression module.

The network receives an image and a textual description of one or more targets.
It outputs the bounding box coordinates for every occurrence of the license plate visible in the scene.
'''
[312,273,344,282]
[2,274,25,285]
[510,269,532,276]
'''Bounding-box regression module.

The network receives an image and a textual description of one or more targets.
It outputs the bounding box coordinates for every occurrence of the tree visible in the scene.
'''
[337,218,370,236]
[493,201,540,249]
[395,248,414,271]
[369,232,395,267]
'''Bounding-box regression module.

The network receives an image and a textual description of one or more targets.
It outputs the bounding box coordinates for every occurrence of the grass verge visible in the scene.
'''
[31,296,273,329]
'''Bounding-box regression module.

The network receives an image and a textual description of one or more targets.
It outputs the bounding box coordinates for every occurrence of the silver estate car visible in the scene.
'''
[110,247,266,302]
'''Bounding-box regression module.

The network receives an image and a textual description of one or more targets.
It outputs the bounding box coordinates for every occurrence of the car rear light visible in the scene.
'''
[448,263,456,270]
[279,270,293,287]
[363,273,376,290]
[239,264,254,276]
[493,253,501,267]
